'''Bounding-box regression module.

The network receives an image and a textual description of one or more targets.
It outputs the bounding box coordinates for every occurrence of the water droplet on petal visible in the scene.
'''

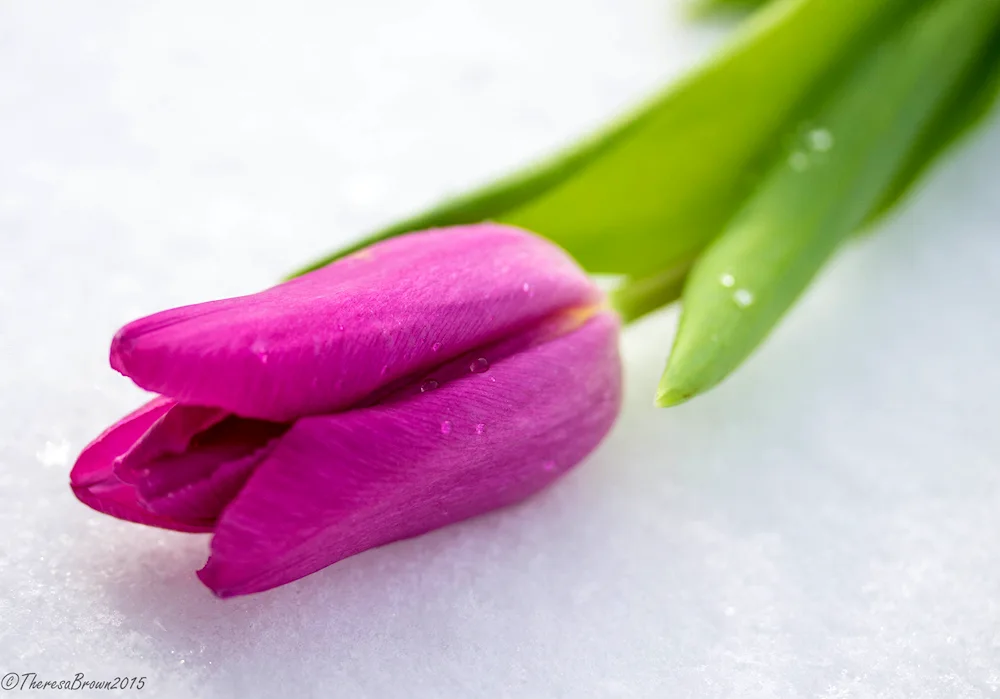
[431,342,442,352]
[440,420,452,435]
[420,380,439,393]
[469,357,489,373]
[542,460,556,472]
[475,423,485,435]
[489,376,496,383]
[719,273,735,288]
[733,289,754,308]
[808,128,834,152]
[250,339,269,363]
[337,323,345,331]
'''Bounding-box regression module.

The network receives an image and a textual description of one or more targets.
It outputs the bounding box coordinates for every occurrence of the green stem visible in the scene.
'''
[610,262,692,324]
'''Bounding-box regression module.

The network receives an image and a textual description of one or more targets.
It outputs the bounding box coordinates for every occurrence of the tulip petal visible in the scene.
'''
[113,403,229,485]
[71,396,172,487]
[70,396,213,533]
[110,224,602,421]
[133,416,288,526]
[198,310,621,597]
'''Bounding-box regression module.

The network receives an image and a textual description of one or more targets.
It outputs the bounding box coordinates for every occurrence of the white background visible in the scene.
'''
[1,1,998,697]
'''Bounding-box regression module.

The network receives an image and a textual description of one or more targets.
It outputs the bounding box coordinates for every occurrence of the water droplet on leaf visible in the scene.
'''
[733,289,754,308]
[719,273,735,288]
[788,151,809,172]
[807,128,834,152]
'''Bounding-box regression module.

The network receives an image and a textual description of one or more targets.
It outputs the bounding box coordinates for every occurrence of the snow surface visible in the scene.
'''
[1,0,999,697]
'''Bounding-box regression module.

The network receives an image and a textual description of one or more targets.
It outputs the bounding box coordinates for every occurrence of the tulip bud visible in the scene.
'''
[71,224,622,597]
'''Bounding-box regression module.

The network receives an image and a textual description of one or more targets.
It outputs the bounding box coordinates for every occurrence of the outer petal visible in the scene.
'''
[69,396,212,533]
[110,224,601,421]
[198,310,621,597]
[70,396,172,487]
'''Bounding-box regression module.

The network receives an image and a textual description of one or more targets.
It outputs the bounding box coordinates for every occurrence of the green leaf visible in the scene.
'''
[612,36,1000,324]
[657,0,1000,408]
[290,0,915,280]
[688,0,773,19]
[870,24,1000,220]
[498,0,918,277]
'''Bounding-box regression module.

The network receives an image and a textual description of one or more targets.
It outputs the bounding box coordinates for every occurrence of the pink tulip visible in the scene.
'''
[71,224,622,597]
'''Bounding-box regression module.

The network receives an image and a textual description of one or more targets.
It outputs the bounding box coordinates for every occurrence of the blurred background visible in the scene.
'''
[1,1,999,697]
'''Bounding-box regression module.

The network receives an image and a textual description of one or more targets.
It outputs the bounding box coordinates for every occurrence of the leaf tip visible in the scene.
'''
[654,385,693,408]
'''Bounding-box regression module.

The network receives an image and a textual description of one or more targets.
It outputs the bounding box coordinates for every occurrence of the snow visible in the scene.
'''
[2,0,999,696]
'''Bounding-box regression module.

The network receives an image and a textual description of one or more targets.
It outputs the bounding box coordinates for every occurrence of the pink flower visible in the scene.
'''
[71,224,621,597]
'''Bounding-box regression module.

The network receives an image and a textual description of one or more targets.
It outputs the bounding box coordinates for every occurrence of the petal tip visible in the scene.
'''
[195,568,231,599]
[196,559,251,599]
[109,328,135,376]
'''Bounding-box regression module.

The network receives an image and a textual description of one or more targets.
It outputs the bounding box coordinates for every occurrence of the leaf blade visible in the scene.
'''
[870,24,1000,221]
[658,0,1000,407]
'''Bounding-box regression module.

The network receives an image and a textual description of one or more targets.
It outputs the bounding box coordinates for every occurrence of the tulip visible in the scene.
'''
[71,224,622,597]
